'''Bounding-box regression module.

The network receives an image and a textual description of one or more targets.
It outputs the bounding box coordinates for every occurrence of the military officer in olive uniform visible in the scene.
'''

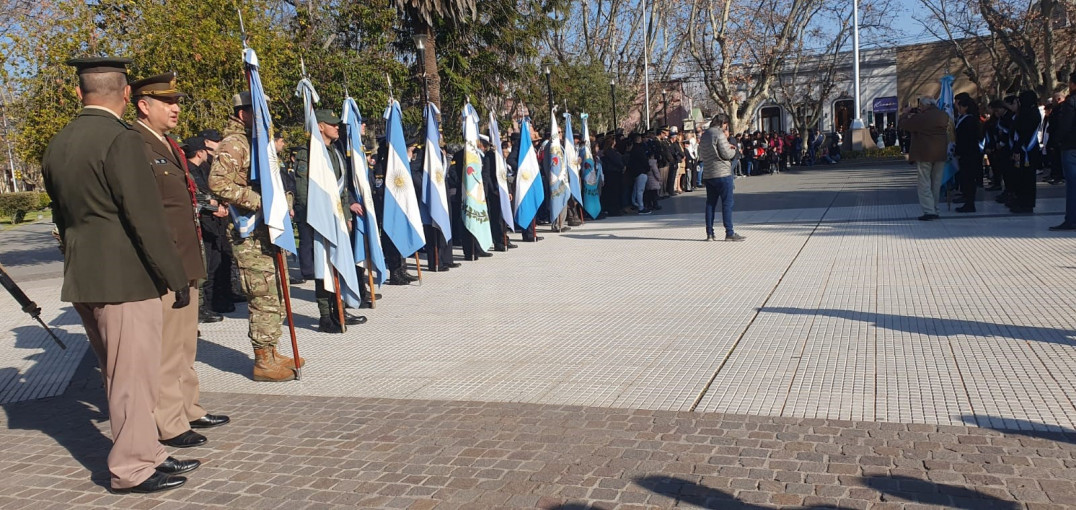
[42,57,199,494]
[130,72,230,448]
[208,91,302,382]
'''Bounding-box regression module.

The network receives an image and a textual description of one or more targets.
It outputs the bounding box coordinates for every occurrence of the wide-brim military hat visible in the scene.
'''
[131,71,187,99]
[315,109,342,125]
[233,91,253,108]
[65,56,132,75]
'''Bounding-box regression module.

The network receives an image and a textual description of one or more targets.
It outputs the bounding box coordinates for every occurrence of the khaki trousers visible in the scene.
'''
[155,283,206,439]
[74,298,169,490]
[916,160,946,215]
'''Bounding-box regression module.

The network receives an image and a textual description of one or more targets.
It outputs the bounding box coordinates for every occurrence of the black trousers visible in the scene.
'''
[601,172,623,214]
[423,225,452,270]
[958,157,982,205]
[521,219,540,241]
[383,233,406,274]
[461,231,487,260]
[201,226,234,312]
[297,212,315,279]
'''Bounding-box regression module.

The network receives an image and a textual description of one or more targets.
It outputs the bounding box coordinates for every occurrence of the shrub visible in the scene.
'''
[846,146,903,160]
[37,192,51,210]
[0,192,47,223]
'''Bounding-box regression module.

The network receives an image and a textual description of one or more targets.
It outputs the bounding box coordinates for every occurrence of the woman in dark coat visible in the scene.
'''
[954,95,984,212]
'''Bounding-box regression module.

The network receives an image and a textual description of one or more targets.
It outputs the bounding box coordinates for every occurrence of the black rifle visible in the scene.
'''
[0,263,67,349]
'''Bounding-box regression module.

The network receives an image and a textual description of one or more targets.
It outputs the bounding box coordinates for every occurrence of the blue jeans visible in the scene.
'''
[704,176,735,237]
[1063,150,1076,225]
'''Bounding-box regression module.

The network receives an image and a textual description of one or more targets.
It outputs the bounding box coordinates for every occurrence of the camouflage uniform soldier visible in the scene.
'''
[208,92,302,382]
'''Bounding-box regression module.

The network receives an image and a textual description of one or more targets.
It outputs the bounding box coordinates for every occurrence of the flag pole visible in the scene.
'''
[414,254,423,283]
[331,269,346,332]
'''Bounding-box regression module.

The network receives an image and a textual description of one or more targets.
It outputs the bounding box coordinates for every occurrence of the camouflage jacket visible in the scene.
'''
[208,117,260,213]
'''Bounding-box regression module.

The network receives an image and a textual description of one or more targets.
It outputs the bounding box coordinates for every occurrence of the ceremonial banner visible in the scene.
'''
[236,48,295,253]
[514,118,544,228]
[938,74,958,187]
[423,103,452,241]
[547,112,569,221]
[461,102,493,250]
[580,113,602,219]
[382,100,426,257]
[489,113,514,232]
[295,79,360,307]
[563,112,581,204]
[342,97,387,287]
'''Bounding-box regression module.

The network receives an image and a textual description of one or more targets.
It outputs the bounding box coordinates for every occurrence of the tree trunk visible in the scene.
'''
[413,18,441,110]
[1041,0,1057,96]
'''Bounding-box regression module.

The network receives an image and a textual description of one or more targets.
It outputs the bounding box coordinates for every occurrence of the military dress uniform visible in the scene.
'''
[207,92,300,382]
[130,72,228,446]
[42,57,195,492]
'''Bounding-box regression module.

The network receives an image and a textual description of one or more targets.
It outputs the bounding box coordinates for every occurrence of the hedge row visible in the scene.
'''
[0,192,50,223]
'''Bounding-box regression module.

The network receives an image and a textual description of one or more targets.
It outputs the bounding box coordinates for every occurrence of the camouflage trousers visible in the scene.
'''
[231,227,282,349]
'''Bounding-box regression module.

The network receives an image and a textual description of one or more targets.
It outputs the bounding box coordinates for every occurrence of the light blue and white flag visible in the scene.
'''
[938,74,959,187]
[547,112,570,221]
[342,97,387,287]
[235,47,295,253]
[488,112,514,232]
[514,117,544,228]
[382,100,426,257]
[295,78,360,307]
[461,102,493,250]
[422,103,452,241]
[580,113,602,219]
[562,112,581,204]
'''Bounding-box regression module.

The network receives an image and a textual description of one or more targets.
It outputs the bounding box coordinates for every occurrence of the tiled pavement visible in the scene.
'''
[2,162,1076,508]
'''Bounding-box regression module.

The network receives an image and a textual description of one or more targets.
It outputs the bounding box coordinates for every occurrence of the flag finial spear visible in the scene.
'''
[385,74,394,101]
[234,4,247,46]
[300,55,308,78]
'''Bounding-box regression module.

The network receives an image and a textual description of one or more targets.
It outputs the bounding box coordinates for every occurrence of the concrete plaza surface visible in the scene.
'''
[1,161,1076,508]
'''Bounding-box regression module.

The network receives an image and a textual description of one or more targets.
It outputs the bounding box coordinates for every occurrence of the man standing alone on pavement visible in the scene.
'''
[42,56,200,493]
[130,72,230,449]
[900,96,951,221]
[1050,73,1076,231]
[699,114,745,242]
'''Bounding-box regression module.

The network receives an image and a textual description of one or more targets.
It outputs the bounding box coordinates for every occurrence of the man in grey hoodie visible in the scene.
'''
[699,114,745,241]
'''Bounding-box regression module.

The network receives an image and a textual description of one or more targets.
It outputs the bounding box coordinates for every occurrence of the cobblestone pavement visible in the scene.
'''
[2,163,1076,507]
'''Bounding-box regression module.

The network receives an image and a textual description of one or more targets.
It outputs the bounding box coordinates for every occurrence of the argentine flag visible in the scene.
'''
[563,112,582,204]
[461,102,493,250]
[382,100,426,257]
[296,78,360,307]
[547,112,570,221]
[580,113,602,219]
[937,74,958,187]
[422,103,452,242]
[342,97,388,287]
[514,118,544,229]
[489,112,514,232]
[236,47,295,253]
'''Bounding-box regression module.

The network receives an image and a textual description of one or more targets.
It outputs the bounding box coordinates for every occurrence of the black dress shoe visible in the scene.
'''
[160,430,207,448]
[318,317,344,333]
[289,277,305,285]
[446,262,461,268]
[1050,223,1076,231]
[198,310,223,323]
[478,251,493,258]
[189,414,230,429]
[506,242,518,249]
[157,457,201,475]
[359,301,373,308]
[436,265,451,272]
[918,214,933,221]
[212,304,235,314]
[493,244,508,252]
[113,472,186,494]
[386,277,409,286]
[345,312,367,325]
[401,272,419,282]
[955,205,975,213]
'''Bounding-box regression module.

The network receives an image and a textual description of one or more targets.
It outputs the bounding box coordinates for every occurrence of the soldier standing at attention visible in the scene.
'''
[208,91,302,382]
[130,72,230,448]
[42,57,200,493]
[183,136,233,322]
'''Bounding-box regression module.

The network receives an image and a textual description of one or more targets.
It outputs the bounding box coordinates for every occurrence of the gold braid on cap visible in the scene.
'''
[140,74,180,97]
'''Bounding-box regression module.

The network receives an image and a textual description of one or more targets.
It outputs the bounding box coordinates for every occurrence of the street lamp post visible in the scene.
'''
[850,0,864,131]
[661,89,667,127]
[413,33,429,107]
[610,79,616,132]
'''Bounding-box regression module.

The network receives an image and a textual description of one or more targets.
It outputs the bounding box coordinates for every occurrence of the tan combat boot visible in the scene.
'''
[253,347,296,382]
[272,347,305,369]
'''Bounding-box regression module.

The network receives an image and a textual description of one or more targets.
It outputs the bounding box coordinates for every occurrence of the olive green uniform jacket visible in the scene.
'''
[41,107,188,303]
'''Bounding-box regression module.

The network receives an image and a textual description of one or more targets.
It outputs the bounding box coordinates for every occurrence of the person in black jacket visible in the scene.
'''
[627,133,651,214]
[599,137,625,216]
[1010,91,1041,213]
[953,96,983,213]
[1049,73,1076,230]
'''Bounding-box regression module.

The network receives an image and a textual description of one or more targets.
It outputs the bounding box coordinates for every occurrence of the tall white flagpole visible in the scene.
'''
[643,0,651,130]
[850,0,864,130]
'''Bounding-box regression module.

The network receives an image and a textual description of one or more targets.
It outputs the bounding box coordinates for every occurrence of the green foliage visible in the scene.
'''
[0,192,47,223]
[846,145,904,159]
